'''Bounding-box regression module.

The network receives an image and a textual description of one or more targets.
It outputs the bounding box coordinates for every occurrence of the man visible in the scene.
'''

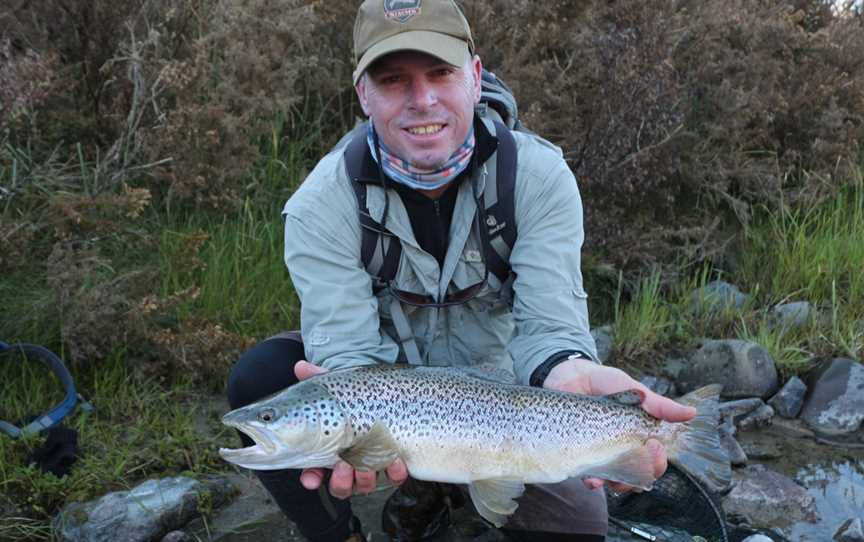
[227,1,696,541]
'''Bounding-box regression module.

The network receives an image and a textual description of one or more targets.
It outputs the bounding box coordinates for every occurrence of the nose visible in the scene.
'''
[407,78,437,110]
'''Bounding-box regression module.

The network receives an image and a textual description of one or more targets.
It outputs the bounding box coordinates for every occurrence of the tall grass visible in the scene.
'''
[158,204,299,338]
[738,169,864,362]
[157,123,310,339]
[613,269,674,359]
[740,176,864,306]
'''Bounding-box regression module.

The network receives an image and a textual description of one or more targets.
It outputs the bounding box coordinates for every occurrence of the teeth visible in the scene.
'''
[408,124,443,135]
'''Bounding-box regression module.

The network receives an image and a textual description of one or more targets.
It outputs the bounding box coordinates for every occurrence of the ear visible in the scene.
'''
[355,75,371,117]
[470,55,483,104]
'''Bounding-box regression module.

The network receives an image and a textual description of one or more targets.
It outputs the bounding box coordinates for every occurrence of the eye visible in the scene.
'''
[380,74,402,85]
[258,408,277,422]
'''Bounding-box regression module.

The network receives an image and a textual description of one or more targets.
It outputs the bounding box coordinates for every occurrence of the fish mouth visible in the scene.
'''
[218,421,341,471]
[219,419,279,465]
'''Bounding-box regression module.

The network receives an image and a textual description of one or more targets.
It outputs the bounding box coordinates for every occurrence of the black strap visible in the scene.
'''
[483,121,517,284]
[345,126,402,290]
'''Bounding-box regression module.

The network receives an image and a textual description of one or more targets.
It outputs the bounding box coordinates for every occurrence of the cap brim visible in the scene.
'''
[353,30,470,85]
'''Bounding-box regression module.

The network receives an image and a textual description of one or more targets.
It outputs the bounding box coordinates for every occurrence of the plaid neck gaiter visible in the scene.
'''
[367,123,475,191]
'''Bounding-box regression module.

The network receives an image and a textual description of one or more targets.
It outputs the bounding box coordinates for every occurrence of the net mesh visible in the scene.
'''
[606,464,728,542]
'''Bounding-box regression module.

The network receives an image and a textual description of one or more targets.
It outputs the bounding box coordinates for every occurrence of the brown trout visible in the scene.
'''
[219,365,730,527]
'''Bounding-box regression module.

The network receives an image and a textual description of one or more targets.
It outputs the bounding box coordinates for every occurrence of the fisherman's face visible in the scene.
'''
[356,50,482,170]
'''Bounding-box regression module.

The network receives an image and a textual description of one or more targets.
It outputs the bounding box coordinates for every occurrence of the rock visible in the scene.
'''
[591,326,614,364]
[54,476,235,542]
[160,531,188,542]
[800,358,864,436]
[660,355,688,381]
[742,535,775,542]
[771,417,816,439]
[721,413,737,436]
[719,398,764,424]
[690,280,749,316]
[738,404,775,431]
[721,431,748,466]
[722,464,819,529]
[771,301,813,331]
[768,377,807,419]
[678,340,779,399]
[739,440,782,461]
[640,375,674,397]
[836,518,864,542]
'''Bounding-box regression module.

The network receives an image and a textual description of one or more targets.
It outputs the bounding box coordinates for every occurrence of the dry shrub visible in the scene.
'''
[0,219,38,273]
[47,185,152,239]
[677,1,864,208]
[0,39,61,129]
[42,236,253,383]
[5,0,864,369]
[464,0,864,268]
[2,0,357,210]
[132,288,255,388]
[146,318,255,389]
[1,0,154,153]
[142,1,311,208]
[45,244,151,364]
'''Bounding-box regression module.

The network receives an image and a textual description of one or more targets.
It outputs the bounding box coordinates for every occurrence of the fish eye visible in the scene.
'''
[258,408,277,423]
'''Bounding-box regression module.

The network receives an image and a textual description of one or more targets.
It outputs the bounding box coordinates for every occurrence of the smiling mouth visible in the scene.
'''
[406,124,445,136]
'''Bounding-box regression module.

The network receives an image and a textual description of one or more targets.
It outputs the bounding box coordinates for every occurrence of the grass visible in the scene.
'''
[606,166,864,374]
[0,128,307,540]
[158,204,299,338]
[736,171,864,364]
[613,269,674,359]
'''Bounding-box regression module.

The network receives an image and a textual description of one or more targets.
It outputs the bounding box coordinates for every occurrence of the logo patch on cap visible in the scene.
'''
[384,0,421,23]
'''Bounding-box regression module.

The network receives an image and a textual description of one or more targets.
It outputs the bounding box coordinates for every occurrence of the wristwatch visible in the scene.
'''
[529,351,592,388]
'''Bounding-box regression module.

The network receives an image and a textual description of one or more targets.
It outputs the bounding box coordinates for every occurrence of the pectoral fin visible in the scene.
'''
[468,478,525,527]
[583,443,656,490]
[339,422,400,472]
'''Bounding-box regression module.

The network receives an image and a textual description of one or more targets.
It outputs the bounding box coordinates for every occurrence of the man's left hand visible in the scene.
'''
[542,357,697,493]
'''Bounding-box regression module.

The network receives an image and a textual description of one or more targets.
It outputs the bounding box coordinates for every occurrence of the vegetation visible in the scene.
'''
[1,0,863,539]
[609,169,864,377]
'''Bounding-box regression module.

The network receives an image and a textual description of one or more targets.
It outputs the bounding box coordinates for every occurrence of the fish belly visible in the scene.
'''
[397,434,637,486]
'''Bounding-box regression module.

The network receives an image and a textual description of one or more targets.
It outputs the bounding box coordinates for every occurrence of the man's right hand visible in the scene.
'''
[294,360,409,499]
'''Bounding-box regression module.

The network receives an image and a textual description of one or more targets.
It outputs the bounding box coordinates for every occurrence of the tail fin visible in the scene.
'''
[666,384,731,493]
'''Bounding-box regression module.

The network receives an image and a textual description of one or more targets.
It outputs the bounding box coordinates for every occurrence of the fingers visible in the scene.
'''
[309,457,407,499]
[295,360,328,381]
[386,458,408,486]
[582,477,604,490]
[588,365,696,423]
[647,439,668,479]
[300,468,325,490]
[641,392,697,423]
[329,461,355,499]
[354,468,377,495]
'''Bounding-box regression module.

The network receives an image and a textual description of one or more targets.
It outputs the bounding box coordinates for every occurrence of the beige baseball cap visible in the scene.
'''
[353,0,474,85]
